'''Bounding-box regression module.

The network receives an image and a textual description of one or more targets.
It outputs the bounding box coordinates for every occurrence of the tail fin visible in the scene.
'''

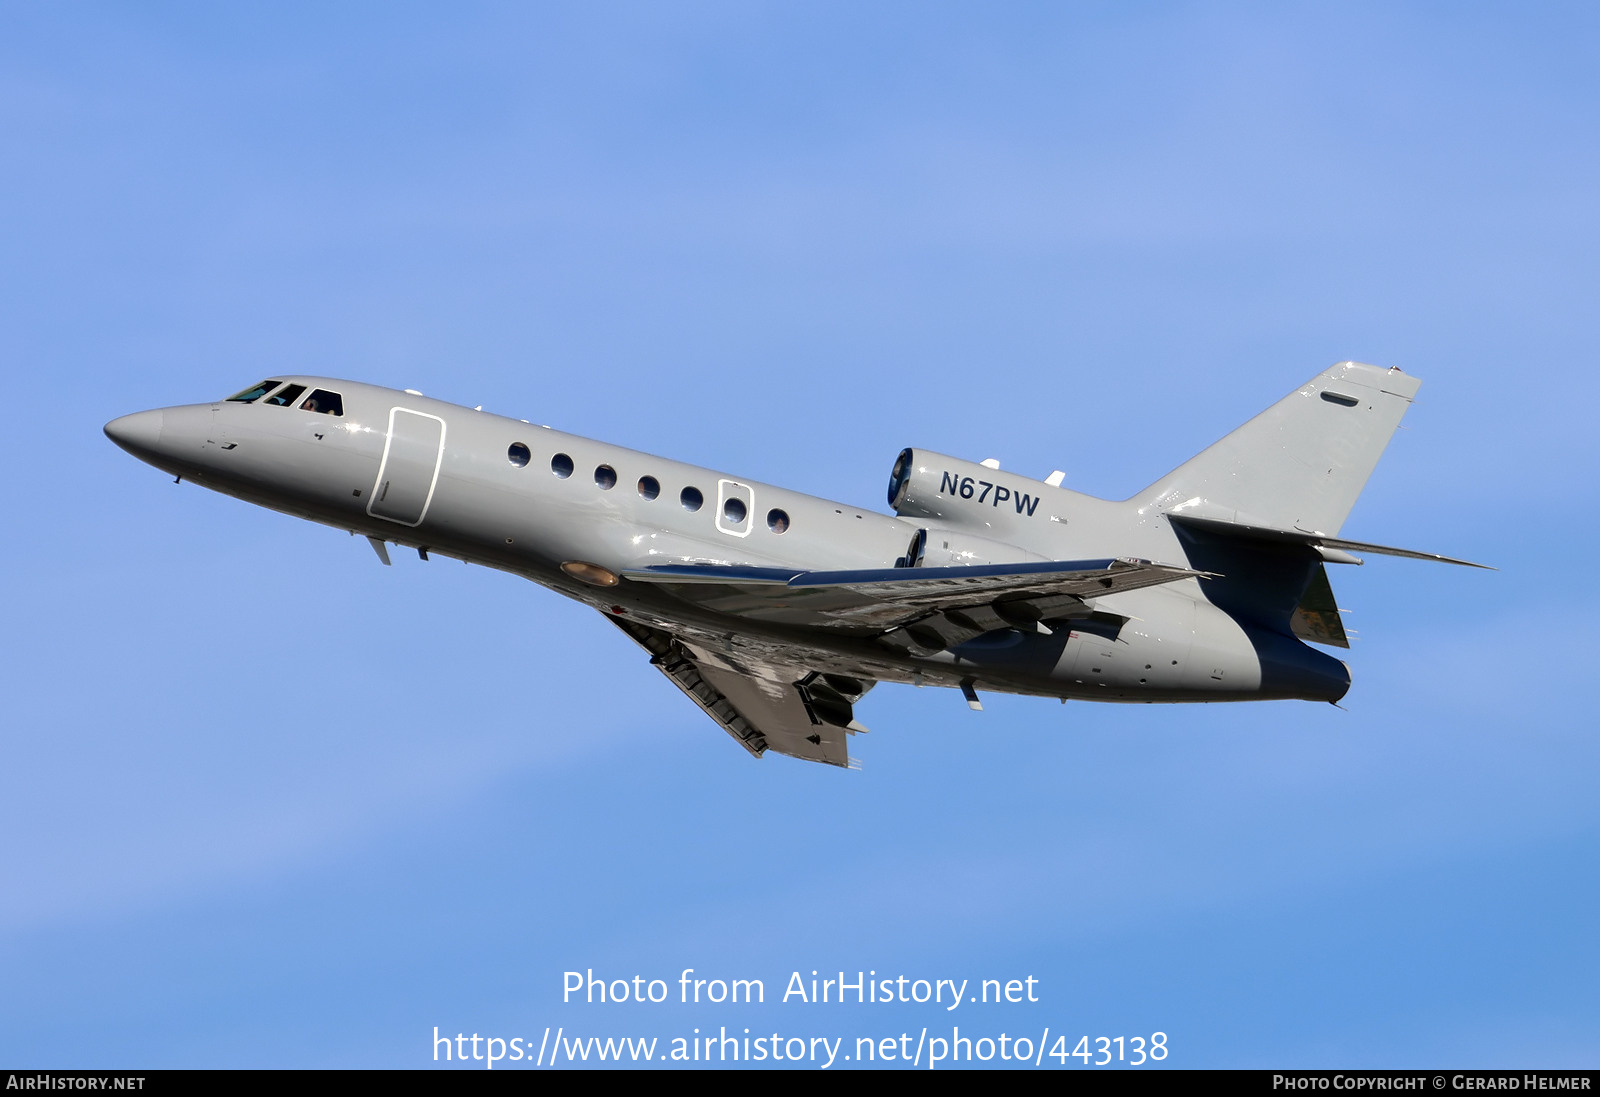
[1136,362,1420,535]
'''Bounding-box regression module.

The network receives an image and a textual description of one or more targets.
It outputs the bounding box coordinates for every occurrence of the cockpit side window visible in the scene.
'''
[227,380,284,403]
[263,384,307,407]
[300,389,344,416]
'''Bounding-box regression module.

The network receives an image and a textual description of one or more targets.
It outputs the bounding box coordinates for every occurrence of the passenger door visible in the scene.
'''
[368,407,446,526]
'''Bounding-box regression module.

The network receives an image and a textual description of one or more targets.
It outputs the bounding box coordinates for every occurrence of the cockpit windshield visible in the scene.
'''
[224,380,344,415]
[262,384,307,407]
[226,380,284,403]
[300,389,344,415]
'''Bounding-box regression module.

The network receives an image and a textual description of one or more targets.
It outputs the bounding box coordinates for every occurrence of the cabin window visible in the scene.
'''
[595,464,617,490]
[300,389,343,416]
[767,508,790,534]
[722,497,747,524]
[638,476,660,500]
[226,380,283,403]
[551,453,574,478]
[507,443,531,467]
[681,486,703,511]
[263,384,307,407]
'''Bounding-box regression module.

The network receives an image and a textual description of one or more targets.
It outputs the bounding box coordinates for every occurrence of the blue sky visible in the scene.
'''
[3,1,1597,1069]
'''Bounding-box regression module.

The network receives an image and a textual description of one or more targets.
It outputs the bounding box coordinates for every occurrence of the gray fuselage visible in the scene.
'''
[105,376,1352,707]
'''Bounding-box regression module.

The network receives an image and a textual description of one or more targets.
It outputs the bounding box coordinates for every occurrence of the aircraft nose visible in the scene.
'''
[104,409,165,457]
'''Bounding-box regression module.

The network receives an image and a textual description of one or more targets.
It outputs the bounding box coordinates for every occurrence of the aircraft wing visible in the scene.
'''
[621,558,1209,653]
[608,616,872,769]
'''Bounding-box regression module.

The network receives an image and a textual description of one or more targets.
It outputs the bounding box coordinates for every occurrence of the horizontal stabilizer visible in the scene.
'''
[1316,535,1492,569]
[1168,513,1491,569]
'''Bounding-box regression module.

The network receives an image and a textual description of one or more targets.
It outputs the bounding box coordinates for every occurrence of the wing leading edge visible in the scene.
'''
[621,558,1210,631]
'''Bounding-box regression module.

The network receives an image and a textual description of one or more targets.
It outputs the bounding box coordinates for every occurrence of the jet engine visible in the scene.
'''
[887,447,1057,566]
[888,447,1052,520]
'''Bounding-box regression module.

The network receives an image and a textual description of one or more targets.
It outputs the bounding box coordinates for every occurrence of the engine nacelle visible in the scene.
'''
[887,447,1062,544]
[887,449,1047,566]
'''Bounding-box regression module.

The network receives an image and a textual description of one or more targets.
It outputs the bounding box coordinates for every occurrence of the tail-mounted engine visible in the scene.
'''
[888,447,1054,565]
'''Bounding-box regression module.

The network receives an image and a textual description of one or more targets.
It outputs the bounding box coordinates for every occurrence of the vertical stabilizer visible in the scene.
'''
[1136,362,1420,535]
